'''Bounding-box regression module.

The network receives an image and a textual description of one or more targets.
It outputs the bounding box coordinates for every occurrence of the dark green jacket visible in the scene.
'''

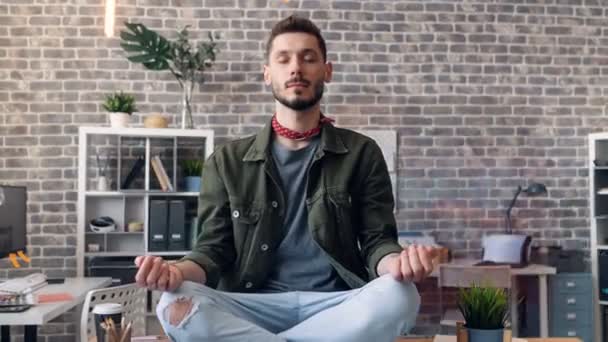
[183,119,403,292]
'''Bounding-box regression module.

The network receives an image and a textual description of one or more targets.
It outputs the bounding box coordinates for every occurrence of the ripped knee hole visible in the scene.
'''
[166,297,194,327]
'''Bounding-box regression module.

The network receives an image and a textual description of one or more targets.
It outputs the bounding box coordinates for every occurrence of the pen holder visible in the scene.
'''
[97,176,109,191]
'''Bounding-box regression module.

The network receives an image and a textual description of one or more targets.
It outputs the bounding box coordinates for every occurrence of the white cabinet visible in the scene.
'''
[77,126,214,334]
[76,127,214,276]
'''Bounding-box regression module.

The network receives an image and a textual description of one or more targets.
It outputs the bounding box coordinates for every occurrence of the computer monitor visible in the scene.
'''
[0,185,27,258]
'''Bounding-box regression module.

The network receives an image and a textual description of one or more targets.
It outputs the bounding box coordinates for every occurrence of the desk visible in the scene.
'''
[432,261,556,338]
[396,338,581,342]
[0,277,112,342]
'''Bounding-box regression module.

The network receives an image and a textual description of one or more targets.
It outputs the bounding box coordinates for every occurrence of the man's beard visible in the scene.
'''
[272,79,324,111]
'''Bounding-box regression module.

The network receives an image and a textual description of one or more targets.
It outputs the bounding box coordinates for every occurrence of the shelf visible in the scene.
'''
[147,192,199,197]
[595,215,608,219]
[148,251,189,256]
[597,245,608,249]
[78,127,213,286]
[85,252,143,257]
[85,191,199,197]
[85,232,144,235]
[79,126,215,139]
[600,301,608,305]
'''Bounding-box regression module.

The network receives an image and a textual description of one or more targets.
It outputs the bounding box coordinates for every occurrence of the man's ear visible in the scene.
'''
[324,61,333,83]
[263,64,272,86]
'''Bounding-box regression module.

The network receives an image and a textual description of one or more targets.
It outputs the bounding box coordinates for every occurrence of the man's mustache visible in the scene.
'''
[285,78,310,87]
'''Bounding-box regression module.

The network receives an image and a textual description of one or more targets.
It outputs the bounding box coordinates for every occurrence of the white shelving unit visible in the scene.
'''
[589,132,608,342]
[77,126,214,277]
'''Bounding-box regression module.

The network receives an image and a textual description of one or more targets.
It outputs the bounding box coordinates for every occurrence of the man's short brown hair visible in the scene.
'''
[265,15,327,62]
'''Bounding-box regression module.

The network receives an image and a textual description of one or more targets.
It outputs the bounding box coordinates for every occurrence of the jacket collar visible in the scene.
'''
[243,117,348,162]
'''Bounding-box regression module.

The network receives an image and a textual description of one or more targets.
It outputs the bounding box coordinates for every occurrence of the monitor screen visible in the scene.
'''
[0,185,27,258]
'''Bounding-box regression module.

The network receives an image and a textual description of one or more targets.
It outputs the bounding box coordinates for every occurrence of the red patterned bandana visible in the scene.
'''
[271,113,335,140]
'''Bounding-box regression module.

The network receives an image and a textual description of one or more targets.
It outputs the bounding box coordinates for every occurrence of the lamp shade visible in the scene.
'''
[523,182,547,196]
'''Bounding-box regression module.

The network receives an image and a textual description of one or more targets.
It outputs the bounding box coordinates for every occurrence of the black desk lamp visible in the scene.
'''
[480,182,548,267]
[505,182,548,234]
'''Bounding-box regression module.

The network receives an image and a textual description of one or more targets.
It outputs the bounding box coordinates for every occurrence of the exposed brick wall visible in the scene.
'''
[0,0,604,339]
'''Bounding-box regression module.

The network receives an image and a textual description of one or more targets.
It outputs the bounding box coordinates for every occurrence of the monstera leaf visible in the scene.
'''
[120,22,173,70]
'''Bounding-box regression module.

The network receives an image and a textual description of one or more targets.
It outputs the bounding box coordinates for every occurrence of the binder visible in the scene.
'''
[121,156,144,189]
[168,200,186,251]
[600,250,608,301]
[148,200,168,251]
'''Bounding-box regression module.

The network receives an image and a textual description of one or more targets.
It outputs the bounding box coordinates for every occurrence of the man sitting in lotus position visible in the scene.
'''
[134,15,438,342]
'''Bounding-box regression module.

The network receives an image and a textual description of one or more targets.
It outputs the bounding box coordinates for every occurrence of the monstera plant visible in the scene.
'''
[120,22,219,129]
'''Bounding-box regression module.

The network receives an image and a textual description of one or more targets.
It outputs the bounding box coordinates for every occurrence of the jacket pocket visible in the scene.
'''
[328,191,367,273]
[329,192,353,225]
[230,205,261,269]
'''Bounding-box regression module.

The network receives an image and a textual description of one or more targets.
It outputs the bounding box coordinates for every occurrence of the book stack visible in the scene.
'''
[0,273,47,309]
[0,273,47,295]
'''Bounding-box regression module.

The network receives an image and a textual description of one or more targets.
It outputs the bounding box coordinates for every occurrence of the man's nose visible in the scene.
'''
[289,58,303,75]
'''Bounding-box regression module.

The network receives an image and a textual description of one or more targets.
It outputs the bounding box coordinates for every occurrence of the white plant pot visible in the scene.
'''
[109,112,130,128]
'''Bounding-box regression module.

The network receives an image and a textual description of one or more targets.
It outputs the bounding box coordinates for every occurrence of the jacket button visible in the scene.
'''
[261,244,269,251]
[245,281,253,289]
[271,201,278,208]
[232,210,240,218]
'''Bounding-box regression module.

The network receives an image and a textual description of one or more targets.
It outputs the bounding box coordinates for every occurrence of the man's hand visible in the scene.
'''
[134,256,184,292]
[377,245,438,282]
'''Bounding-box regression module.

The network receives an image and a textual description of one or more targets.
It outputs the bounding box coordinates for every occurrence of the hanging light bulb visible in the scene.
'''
[104,0,116,37]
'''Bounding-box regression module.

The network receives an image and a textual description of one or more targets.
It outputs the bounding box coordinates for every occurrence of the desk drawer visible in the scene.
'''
[550,292,591,312]
[550,323,592,342]
[550,274,592,294]
[550,308,592,326]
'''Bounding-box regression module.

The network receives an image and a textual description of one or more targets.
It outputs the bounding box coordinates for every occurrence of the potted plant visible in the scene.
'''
[457,285,509,342]
[181,159,203,192]
[103,91,137,128]
[120,22,219,129]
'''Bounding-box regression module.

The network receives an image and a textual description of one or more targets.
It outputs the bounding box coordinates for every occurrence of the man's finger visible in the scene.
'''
[425,246,439,259]
[146,257,163,288]
[417,245,434,276]
[157,263,169,291]
[408,245,424,282]
[134,256,144,267]
[135,256,154,287]
[168,267,180,292]
[389,256,402,280]
[400,249,414,281]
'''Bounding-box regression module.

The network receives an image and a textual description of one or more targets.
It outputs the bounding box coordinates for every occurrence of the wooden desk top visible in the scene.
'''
[429,260,556,277]
[396,338,581,342]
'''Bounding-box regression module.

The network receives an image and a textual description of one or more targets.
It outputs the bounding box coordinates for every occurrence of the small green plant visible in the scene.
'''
[457,284,509,330]
[181,159,203,177]
[102,91,137,114]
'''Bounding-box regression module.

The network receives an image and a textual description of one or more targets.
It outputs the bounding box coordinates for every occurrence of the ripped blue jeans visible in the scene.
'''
[156,274,420,342]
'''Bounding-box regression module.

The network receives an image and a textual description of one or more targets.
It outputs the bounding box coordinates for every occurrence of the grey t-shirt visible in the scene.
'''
[261,136,349,293]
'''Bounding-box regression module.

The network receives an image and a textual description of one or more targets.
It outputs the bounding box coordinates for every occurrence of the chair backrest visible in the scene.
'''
[438,264,512,289]
[80,283,146,342]
[356,129,398,206]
